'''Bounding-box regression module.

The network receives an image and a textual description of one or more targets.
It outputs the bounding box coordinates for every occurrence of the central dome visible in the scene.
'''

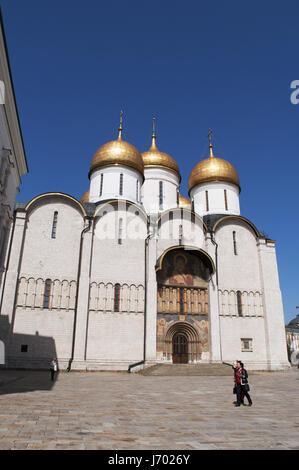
[89,127,144,178]
[142,134,180,181]
[189,144,240,192]
[179,194,191,209]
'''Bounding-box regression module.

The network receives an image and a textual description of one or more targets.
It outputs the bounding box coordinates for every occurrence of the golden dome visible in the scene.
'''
[189,144,240,192]
[80,190,90,203]
[89,124,144,178]
[141,120,180,180]
[179,194,191,209]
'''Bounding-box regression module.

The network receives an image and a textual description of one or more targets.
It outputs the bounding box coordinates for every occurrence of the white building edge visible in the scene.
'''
[0,119,290,371]
[0,10,28,366]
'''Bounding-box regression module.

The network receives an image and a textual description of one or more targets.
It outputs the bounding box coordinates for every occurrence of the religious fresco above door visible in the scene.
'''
[157,251,209,288]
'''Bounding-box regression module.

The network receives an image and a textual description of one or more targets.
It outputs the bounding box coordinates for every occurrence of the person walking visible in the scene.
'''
[50,358,58,381]
[240,362,252,406]
[223,361,243,405]
[234,361,243,406]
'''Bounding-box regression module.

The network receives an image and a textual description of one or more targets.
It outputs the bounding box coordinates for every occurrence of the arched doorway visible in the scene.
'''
[172,333,188,363]
[164,321,203,363]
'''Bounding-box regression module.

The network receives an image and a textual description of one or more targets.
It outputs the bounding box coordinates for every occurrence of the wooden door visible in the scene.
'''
[172,333,188,364]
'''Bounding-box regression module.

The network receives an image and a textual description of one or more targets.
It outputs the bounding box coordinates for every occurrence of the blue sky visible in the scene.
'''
[1,0,298,323]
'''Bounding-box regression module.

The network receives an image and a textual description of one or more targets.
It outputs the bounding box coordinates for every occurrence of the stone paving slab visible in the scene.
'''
[0,367,298,450]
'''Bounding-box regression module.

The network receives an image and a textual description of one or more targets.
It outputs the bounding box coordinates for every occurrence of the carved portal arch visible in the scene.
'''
[164,321,202,363]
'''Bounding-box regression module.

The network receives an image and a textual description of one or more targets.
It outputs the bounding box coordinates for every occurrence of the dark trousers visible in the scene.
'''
[50,369,55,381]
[236,383,243,405]
[241,385,252,405]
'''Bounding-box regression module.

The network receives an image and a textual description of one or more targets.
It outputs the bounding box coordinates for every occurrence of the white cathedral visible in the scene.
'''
[0,117,290,371]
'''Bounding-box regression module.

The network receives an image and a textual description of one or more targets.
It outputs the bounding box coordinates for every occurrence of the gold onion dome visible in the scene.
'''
[89,113,144,178]
[141,119,181,181]
[189,132,240,192]
[179,194,191,209]
[80,189,90,203]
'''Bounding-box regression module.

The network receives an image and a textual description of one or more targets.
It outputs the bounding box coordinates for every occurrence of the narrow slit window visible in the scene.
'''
[43,279,52,309]
[224,189,228,210]
[179,224,183,245]
[136,180,139,202]
[51,211,58,239]
[177,189,180,206]
[233,231,237,255]
[114,284,120,312]
[119,173,123,196]
[118,218,123,245]
[99,174,104,196]
[159,181,163,209]
[205,191,209,211]
[236,291,242,316]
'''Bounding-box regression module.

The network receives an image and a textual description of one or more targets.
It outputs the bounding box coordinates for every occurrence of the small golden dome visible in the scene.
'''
[189,144,240,192]
[141,120,180,180]
[80,190,90,203]
[89,122,144,177]
[179,194,191,209]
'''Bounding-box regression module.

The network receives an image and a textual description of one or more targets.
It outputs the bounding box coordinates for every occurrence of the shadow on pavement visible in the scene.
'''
[0,369,56,395]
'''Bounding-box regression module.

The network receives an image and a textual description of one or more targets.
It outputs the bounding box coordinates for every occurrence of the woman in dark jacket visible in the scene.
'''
[240,362,252,406]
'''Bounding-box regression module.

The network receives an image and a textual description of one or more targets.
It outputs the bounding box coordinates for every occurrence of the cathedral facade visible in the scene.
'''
[0,120,290,371]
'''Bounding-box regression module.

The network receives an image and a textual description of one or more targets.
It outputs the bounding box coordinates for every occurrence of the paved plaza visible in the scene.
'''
[0,366,298,450]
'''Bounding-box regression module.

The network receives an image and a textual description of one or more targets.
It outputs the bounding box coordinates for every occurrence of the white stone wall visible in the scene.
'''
[90,165,143,204]
[215,218,289,370]
[85,312,144,366]
[142,167,179,214]
[191,181,240,216]
[21,198,84,279]
[156,209,206,259]
[1,196,85,368]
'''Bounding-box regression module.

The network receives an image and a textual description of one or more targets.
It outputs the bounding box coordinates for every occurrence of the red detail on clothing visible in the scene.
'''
[234,368,242,384]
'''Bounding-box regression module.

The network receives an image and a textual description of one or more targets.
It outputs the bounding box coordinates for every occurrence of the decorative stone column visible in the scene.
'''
[205,233,222,362]
[257,239,290,370]
[144,234,157,363]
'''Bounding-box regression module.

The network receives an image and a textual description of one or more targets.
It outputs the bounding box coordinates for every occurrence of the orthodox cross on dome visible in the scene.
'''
[208,128,215,158]
[151,117,158,149]
[118,110,124,140]
[152,117,156,137]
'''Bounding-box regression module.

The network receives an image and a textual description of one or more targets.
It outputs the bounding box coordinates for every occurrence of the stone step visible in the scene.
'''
[140,363,234,376]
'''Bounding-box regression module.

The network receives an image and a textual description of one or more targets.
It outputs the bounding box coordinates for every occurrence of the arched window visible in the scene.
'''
[43,279,52,308]
[114,284,120,312]
[159,181,163,210]
[179,224,183,245]
[236,291,242,316]
[205,191,209,211]
[233,231,237,255]
[51,211,58,239]
[119,173,123,196]
[224,189,228,210]
[99,174,104,196]
[118,218,123,245]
